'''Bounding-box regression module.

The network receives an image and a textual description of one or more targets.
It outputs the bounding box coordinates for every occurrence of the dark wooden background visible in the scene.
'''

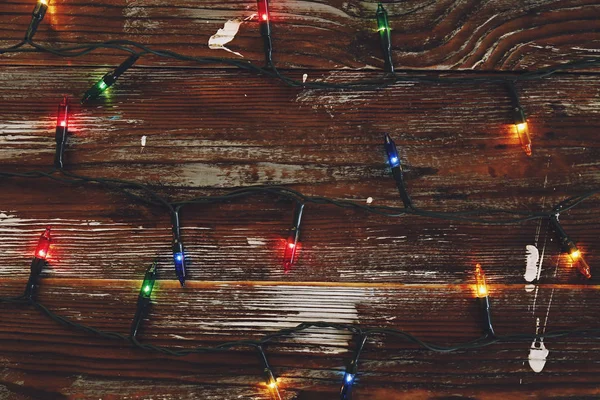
[1,0,599,398]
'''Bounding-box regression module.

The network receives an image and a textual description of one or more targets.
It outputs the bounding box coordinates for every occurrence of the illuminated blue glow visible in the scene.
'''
[173,251,186,286]
[344,372,355,384]
[384,133,401,168]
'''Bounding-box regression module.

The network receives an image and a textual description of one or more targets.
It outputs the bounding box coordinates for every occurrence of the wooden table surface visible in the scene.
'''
[1,0,599,399]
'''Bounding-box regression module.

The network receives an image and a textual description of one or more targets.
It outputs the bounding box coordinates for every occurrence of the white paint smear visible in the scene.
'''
[140,135,147,153]
[524,245,540,282]
[208,15,255,57]
[528,340,549,373]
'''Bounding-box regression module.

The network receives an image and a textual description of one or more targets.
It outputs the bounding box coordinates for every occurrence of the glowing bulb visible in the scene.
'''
[376,3,394,72]
[265,374,281,400]
[474,263,488,298]
[569,250,581,260]
[26,0,49,40]
[131,262,158,337]
[383,133,401,168]
[345,373,354,383]
[257,0,270,22]
[340,371,356,399]
[283,203,305,272]
[550,216,592,279]
[34,227,51,261]
[376,3,391,33]
[54,97,70,168]
[56,97,69,130]
[139,263,157,299]
[173,250,186,287]
[81,55,139,103]
[515,121,532,156]
[256,0,273,66]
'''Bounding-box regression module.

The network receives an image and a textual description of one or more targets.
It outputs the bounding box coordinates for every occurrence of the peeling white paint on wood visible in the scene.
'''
[524,245,539,282]
[208,15,255,57]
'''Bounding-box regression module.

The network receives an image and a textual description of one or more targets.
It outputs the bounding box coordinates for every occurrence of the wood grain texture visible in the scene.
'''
[1,0,600,399]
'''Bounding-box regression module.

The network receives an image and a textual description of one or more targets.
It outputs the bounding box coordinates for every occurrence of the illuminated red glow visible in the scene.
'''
[257,0,270,22]
[35,227,51,261]
[283,237,299,273]
[56,97,69,130]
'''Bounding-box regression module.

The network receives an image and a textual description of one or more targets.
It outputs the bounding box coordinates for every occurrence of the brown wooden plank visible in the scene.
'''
[1,0,599,70]
[2,281,600,398]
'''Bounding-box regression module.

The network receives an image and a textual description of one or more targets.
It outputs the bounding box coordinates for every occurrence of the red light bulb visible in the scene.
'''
[54,97,70,169]
[35,227,51,260]
[257,0,270,22]
[56,97,69,130]
[283,237,298,272]
[282,203,305,273]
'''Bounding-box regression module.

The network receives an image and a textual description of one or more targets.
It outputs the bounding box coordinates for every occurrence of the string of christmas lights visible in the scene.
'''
[4,0,597,161]
[0,1,598,398]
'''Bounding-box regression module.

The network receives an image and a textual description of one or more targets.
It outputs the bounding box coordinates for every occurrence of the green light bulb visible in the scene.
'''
[376,3,394,73]
[139,262,157,299]
[376,3,390,33]
[81,54,139,104]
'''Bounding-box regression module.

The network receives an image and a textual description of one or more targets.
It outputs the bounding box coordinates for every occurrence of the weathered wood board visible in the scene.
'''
[0,0,599,399]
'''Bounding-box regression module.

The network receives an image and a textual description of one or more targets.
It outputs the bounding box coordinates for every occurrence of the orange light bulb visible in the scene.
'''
[569,250,581,261]
[475,263,488,298]
[265,376,281,400]
[515,122,532,156]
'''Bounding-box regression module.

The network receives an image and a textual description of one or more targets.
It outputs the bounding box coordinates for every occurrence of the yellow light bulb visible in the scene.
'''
[474,263,488,298]
[514,122,532,156]
[570,250,581,261]
[266,377,281,400]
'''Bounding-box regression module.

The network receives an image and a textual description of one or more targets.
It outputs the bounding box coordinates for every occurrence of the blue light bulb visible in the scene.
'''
[173,251,186,287]
[383,133,401,168]
[345,373,355,383]
[340,371,356,399]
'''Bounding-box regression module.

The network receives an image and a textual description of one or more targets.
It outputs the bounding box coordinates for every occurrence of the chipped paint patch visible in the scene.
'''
[524,245,540,282]
[208,15,255,57]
